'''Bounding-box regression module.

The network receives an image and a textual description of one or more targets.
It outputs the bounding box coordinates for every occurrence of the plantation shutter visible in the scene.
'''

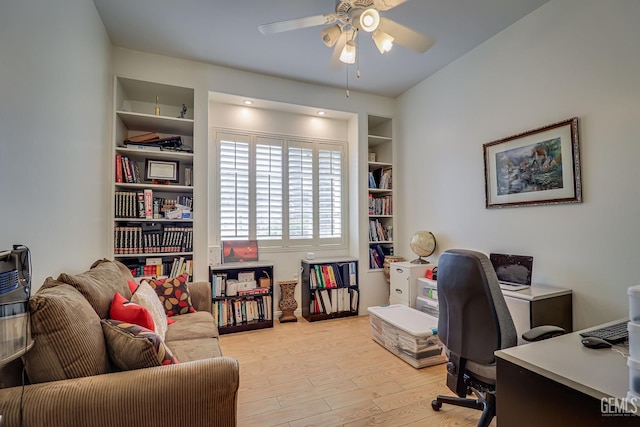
[288,143,314,240]
[318,144,343,241]
[219,135,250,239]
[255,138,283,240]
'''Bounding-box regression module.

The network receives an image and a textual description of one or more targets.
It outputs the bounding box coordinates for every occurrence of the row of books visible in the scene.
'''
[369,244,393,269]
[211,272,271,298]
[212,296,272,328]
[369,219,393,242]
[368,168,392,190]
[114,190,193,219]
[309,262,357,289]
[114,225,193,254]
[369,194,393,216]
[115,154,143,184]
[310,288,358,315]
[126,257,193,279]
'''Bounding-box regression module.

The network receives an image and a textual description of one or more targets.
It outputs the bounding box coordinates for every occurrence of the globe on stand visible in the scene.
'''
[409,231,436,264]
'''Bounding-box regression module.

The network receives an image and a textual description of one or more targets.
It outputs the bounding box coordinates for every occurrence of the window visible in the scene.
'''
[216,131,346,248]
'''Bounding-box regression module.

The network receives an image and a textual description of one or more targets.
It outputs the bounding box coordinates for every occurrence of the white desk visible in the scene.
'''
[495,319,637,426]
[411,281,573,343]
[501,284,573,344]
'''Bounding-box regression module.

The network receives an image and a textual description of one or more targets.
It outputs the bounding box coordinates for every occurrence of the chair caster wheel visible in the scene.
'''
[431,400,442,411]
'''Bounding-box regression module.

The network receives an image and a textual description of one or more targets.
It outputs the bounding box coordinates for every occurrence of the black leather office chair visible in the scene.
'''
[431,249,564,427]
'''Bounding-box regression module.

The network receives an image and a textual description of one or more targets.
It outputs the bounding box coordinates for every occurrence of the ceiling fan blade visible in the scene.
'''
[373,0,409,12]
[379,17,435,53]
[258,14,337,35]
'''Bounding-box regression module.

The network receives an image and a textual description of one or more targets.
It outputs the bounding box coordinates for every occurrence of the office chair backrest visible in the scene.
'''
[437,249,517,365]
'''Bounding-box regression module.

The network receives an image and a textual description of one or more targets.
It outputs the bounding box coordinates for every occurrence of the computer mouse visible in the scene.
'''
[581,337,612,349]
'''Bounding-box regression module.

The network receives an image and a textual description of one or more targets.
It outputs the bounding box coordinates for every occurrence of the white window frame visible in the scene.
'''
[213,128,348,250]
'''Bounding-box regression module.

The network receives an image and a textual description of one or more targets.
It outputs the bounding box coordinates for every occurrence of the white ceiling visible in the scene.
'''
[93,0,550,98]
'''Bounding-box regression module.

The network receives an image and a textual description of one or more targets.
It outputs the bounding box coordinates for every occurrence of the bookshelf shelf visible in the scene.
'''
[116,111,194,136]
[114,183,194,193]
[114,218,193,223]
[114,251,193,258]
[111,76,196,280]
[209,262,274,335]
[301,257,359,322]
[116,147,194,162]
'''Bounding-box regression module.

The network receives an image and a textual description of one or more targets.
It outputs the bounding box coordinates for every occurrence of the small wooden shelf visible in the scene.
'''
[210,263,274,334]
[301,258,359,321]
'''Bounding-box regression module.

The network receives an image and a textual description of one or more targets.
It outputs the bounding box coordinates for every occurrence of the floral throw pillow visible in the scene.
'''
[145,273,195,317]
[101,319,178,370]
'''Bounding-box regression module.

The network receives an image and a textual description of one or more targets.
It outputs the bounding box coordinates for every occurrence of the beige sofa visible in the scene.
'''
[0,260,239,427]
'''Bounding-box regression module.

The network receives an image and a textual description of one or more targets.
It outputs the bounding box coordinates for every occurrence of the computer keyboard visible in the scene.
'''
[579,321,628,344]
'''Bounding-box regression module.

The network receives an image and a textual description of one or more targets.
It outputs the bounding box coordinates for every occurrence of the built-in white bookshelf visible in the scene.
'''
[110,76,196,279]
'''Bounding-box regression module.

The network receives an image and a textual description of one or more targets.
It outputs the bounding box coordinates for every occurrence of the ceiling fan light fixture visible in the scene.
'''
[339,41,356,64]
[360,8,380,32]
[320,24,342,48]
[372,30,394,54]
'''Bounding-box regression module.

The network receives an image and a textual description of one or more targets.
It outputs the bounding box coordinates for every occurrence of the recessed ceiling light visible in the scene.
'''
[317,111,326,116]
[243,100,254,105]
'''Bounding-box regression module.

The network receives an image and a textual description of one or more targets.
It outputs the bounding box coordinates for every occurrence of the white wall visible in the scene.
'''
[113,48,396,312]
[396,0,640,329]
[0,0,112,289]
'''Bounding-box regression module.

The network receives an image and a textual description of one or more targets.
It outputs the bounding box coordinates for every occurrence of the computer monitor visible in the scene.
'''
[489,253,533,287]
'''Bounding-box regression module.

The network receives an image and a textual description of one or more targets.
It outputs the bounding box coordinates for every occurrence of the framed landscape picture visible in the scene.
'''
[483,117,582,208]
[222,240,259,263]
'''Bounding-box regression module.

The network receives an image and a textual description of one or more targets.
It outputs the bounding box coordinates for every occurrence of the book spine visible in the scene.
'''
[144,189,153,219]
[115,153,123,183]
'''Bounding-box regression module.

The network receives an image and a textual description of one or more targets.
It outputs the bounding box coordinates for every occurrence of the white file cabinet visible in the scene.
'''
[389,262,430,307]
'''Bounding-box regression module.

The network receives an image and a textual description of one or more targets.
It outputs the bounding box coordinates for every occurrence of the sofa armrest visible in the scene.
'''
[0,357,239,427]
[188,281,212,313]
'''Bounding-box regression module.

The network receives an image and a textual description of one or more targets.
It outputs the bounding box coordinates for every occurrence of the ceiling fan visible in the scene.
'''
[258,0,435,66]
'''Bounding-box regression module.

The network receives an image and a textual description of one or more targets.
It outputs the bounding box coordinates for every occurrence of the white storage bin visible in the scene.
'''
[629,285,640,323]
[629,322,640,360]
[415,296,439,318]
[628,357,640,395]
[417,277,438,300]
[368,304,446,368]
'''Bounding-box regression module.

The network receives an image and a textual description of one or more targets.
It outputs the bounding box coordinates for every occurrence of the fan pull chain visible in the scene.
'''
[356,45,361,78]
[345,63,350,98]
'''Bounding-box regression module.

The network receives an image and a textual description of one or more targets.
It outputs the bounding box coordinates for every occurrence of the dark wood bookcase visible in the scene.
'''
[301,257,359,322]
[209,262,274,335]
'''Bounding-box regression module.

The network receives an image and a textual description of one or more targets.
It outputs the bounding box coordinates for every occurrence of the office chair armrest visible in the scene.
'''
[522,325,566,342]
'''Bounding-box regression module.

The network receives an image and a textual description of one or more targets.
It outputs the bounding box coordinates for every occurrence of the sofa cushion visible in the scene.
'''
[131,281,168,340]
[58,261,131,319]
[91,258,136,284]
[164,311,219,342]
[101,319,178,370]
[110,292,155,331]
[167,337,223,362]
[144,274,195,317]
[25,279,110,383]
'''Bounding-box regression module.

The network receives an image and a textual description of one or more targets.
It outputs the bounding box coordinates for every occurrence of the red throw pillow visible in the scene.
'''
[146,273,195,317]
[127,280,139,295]
[109,292,155,331]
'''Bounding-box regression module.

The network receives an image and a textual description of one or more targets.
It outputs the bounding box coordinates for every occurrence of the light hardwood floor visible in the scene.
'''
[219,315,497,427]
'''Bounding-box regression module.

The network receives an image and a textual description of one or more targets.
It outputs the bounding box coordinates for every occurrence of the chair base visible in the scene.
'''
[432,389,496,427]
